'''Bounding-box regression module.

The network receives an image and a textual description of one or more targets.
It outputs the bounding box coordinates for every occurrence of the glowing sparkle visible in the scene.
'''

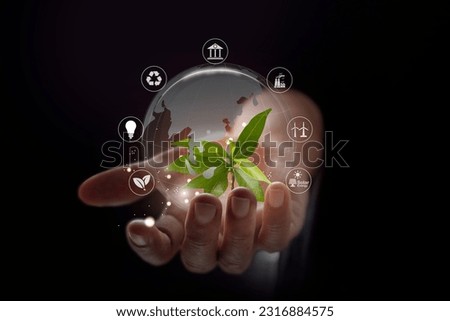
[126,167,132,173]
[166,174,172,179]
[182,191,187,196]
[186,178,192,183]
[166,201,172,206]
[195,191,200,196]
[242,122,247,127]
[184,198,189,204]
[144,217,155,227]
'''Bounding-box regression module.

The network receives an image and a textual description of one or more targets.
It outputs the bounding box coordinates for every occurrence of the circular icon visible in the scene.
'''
[117,116,144,142]
[286,116,313,143]
[285,168,312,194]
[141,65,167,92]
[266,67,293,93]
[202,38,229,65]
[128,169,155,196]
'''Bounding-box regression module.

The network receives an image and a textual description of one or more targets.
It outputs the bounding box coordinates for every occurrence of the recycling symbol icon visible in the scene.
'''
[141,65,167,92]
[146,70,163,86]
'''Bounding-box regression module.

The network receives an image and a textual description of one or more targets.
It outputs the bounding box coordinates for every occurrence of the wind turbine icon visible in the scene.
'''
[292,122,309,138]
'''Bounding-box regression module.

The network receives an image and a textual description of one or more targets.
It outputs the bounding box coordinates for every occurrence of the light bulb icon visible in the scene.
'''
[125,120,137,140]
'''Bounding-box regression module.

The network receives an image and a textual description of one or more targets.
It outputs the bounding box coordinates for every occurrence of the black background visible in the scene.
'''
[1,0,449,300]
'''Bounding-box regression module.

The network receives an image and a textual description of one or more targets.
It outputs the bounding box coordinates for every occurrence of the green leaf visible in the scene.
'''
[202,141,227,157]
[226,141,237,168]
[228,141,236,155]
[237,159,271,183]
[234,168,264,201]
[167,155,190,174]
[167,155,208,175]
[189,157,209,174]
[186,164,228,197]
[171,138,189,148]
[234,108,272,159]
[194,141,227,168]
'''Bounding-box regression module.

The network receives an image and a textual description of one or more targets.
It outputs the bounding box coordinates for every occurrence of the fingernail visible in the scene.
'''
[195,202,216,225]
[268,188,285,208]
[231,196,250,218]
[128,231,147,247]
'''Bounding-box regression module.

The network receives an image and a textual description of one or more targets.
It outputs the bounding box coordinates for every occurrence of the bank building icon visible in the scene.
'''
[207,43,224,61]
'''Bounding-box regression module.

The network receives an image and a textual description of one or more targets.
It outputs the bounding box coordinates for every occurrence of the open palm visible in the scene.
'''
[79,91,322,274]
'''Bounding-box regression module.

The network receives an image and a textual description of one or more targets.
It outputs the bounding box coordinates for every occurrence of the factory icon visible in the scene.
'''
[274,73,286,89]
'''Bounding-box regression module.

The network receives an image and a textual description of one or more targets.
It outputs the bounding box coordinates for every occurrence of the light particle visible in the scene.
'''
[144,217,155,227]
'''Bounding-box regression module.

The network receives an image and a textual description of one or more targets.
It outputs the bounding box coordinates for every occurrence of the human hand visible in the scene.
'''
[79,91,322,274]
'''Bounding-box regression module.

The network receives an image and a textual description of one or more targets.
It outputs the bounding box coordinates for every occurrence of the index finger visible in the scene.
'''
[79,148,185,207]
[78,164,145,207]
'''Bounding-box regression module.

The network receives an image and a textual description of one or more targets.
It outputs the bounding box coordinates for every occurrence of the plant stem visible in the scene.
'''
[231,171,235,190]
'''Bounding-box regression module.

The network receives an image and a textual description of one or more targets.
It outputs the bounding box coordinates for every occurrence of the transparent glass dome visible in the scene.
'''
[142,63,287,208]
